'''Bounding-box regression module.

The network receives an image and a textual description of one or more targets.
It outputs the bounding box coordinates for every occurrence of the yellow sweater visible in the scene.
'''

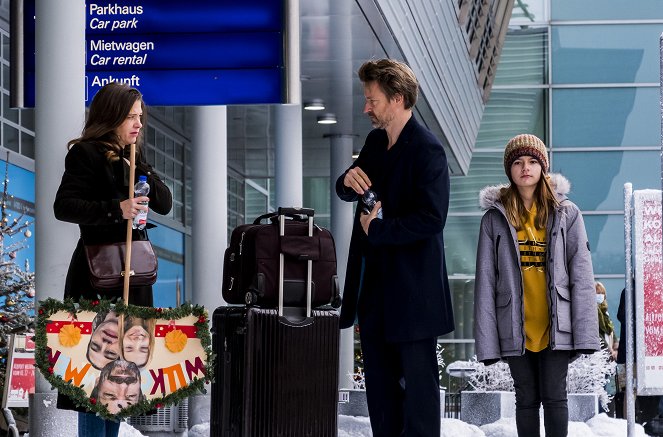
[517,205,549,352]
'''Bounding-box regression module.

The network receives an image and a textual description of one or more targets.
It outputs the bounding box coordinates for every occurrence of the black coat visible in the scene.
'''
[53,141,172,306]
[336,116,455,342]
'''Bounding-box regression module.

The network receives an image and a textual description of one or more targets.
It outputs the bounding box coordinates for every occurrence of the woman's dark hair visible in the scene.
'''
[68,82,146,162]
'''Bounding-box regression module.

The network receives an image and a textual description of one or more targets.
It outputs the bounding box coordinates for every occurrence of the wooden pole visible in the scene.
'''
[122,143,136,303]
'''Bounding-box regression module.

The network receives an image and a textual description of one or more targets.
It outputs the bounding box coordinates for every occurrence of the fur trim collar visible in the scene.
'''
[479,173,571,210]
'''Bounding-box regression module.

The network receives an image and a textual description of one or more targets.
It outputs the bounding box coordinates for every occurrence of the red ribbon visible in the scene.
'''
[46,321,93,334]
[154,323,197,338]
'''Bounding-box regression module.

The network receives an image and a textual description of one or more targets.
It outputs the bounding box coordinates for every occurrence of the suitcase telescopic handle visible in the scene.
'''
[278,211,314,318]
[253,207,314,225]
[278,206,314,217]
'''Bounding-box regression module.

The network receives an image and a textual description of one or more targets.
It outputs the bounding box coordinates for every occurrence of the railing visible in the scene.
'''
[444,391,462,419]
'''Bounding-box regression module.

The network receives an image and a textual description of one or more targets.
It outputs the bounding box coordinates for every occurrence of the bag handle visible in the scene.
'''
[253,207,314,225]
[122,143,137,303]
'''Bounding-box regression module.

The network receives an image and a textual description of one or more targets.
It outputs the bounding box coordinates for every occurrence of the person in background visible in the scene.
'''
[474,134,599,437]
[595,281,617,360]
[53,82,172,437]
[336,59,454,437]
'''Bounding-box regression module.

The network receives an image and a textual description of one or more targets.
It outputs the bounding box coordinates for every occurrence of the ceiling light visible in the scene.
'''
[317,113,337,125]
[304,99,325,111]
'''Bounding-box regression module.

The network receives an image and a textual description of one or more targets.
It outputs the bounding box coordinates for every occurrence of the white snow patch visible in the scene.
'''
[586,413,648,437]
[123,414,653,437]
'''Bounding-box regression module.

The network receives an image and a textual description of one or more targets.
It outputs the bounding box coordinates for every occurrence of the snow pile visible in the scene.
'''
[586,413,648,437]
[117,412,650,436]
[118,422,147,436]
[188,422,211,437]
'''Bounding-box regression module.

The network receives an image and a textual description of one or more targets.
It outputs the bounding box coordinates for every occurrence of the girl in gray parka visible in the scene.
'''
[473,134,599,437]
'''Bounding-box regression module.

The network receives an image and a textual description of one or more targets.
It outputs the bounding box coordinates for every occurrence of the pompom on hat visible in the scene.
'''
[503,134,549,178]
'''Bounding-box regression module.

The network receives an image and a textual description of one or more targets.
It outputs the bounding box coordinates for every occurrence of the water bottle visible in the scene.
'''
[132,175,149,230]
[362,189,383,219]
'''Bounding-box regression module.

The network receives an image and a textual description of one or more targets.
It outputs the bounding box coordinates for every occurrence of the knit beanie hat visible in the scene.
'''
[503,134,549,178]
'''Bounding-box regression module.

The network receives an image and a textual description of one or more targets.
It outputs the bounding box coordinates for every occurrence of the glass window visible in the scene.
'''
[450,152,508,213]
[552,150,661,211]
[3,124,17,152]
[584,214,625,274]
[510,0,547,24]
[474,89,546,149]
[21,109,35,131]
[552,87,659,147]
[494,27,548,86]
[303,177,330,228]
[21,131,34,159]
[2,92,18,123]
[148,224,184,308]
[1,63,7,91]
[444,215,482,276]
[552,25,663,84]
[552,0,663,21]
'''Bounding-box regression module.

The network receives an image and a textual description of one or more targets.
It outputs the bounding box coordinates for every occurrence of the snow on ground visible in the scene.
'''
[119,413,651,436]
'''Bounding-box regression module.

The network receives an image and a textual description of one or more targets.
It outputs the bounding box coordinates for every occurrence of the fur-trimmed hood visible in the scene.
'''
[479,173,571,210]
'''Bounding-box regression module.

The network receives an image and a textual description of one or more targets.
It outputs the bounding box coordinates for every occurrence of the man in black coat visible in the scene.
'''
[336,59,454,437]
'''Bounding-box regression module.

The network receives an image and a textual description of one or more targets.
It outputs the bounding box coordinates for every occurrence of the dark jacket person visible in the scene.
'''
[53,82,172,436]
[336,58,454,437]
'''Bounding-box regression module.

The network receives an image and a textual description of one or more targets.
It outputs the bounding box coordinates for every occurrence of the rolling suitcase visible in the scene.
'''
[210,210,341,437]
[221,207,340,309]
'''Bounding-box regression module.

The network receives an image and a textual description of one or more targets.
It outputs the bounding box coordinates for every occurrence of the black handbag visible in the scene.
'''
[84,240,157,289]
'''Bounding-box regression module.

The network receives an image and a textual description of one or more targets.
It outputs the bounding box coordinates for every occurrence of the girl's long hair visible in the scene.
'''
[67,82,146,162]
[500,174,559,230]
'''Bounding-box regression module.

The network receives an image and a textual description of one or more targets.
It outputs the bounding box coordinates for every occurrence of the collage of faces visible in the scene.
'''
[86,311,155,414]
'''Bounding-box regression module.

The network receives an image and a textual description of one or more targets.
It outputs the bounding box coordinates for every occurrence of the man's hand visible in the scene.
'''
[360,201,381,235]
[344,167,372,195]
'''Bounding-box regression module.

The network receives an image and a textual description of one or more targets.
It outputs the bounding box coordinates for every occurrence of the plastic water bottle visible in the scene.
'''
[132,175,149,230]
[362,189,383,219]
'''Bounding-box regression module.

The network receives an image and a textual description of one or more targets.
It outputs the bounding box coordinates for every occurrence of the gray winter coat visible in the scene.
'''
[473,174,600,363]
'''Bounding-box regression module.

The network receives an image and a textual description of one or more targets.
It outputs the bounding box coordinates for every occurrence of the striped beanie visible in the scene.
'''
[503,134,549,178]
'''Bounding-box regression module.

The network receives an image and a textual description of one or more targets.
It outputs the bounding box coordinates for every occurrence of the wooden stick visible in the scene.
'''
[123,143,137,303]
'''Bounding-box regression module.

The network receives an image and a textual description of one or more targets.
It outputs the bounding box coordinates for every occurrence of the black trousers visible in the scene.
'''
[359,328,440,437]
[507,348,570,437]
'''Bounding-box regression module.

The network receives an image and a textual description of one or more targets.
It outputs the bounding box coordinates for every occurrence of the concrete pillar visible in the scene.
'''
[30,0,85,434]
[274,104,303,207]
[188,106,227,429]
[328,0,356,388]
[191,105,228,312]
[275,0,303,208]
[329,134,355,388]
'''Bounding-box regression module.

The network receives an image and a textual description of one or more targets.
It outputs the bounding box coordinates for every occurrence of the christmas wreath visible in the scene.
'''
[34,297,214,420]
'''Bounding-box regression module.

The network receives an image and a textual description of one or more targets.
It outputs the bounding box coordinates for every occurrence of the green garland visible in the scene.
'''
[34,297,215,420]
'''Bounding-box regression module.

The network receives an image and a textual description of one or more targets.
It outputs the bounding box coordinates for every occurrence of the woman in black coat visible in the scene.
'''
[53,82,172,436]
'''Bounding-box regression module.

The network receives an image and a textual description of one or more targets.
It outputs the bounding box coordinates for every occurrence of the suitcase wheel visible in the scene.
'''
[245,291,258,305]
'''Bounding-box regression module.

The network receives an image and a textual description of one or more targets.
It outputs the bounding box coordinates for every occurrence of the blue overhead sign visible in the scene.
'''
[22,0,285,106]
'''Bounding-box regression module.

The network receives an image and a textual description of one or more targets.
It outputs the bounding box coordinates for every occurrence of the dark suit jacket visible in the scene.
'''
[53,141,172,306]
[336,115,455,342]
